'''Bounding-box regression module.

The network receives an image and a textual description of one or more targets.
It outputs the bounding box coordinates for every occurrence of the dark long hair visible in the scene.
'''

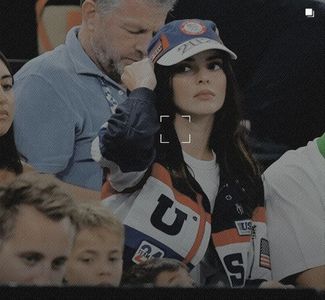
[0,51,23,175]
[153,51,261,213]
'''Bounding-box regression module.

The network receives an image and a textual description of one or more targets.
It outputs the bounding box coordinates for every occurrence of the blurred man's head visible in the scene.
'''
[65,203,124,286]
[79,0,177,82]
[0,173,77,286]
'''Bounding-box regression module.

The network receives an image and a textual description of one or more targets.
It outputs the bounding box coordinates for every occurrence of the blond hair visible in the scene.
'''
[73,202,124,243]
[0,173,77,242]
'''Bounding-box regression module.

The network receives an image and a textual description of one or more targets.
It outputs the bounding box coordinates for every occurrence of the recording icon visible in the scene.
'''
[305,8,315,18]
[159,115,191,144]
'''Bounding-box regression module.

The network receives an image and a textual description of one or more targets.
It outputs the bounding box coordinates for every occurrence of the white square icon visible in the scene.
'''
[305,8,315,17]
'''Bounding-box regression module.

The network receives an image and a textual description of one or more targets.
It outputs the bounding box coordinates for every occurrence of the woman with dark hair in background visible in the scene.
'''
[92,19,287,288]
[0,51,23,182]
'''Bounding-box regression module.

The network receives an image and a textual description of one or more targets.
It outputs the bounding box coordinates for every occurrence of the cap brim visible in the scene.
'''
[156,39,237,66]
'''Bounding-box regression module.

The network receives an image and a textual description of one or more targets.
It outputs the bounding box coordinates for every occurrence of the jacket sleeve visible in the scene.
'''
[91,87,160,191]
[244,205,272,287]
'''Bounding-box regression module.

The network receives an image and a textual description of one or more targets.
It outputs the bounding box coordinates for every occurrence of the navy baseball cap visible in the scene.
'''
[148,19,237,66]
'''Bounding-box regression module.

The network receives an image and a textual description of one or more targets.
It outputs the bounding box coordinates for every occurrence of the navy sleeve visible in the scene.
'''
[99,87,160,173]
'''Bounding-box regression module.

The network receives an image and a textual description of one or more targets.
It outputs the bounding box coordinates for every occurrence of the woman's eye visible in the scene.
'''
[209,62,222,71]
[174,64,192,74]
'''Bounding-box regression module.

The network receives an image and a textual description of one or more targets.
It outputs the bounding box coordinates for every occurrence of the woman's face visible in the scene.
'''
[0,60,14,136]
[171,49,226,117]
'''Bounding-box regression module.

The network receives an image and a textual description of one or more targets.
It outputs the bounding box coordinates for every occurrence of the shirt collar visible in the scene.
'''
[66,26,126,91]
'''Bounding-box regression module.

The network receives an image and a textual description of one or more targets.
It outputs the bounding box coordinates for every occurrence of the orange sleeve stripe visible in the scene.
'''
[151,163,173,186]
[173,189,204,217]
[252,206,266,223]
[212,228,250,246]
[101,162,211,223]
[183,197,207,264]
[152,163,211,222]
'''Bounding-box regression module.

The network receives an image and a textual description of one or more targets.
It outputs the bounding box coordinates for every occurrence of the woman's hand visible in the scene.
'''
[259,280,295,289]
[121,58,157,91]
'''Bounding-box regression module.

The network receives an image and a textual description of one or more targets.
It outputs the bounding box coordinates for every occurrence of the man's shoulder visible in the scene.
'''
[263,140,324,200]
[264,140,317,177]
[15,45,74,82]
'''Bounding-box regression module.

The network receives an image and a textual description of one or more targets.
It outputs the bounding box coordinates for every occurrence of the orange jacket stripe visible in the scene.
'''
[152,163,211,221]
[151,163,173,186]
[212,228,250,246]
[101,162,211,220]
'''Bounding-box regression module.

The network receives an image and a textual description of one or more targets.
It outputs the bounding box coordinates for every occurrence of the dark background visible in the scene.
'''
[0,0,38,59]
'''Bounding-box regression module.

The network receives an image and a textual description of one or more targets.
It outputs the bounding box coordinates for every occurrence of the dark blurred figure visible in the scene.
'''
[0,0,38,59]
[167,0,325,169]
[122,258,196,288]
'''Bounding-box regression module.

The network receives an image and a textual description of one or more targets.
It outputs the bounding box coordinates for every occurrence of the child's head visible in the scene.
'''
[123,258,195,287]
[65,203,124,286]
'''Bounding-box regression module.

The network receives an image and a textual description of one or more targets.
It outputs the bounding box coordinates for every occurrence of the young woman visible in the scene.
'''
[92,19,275,288]
[0,51,23,182]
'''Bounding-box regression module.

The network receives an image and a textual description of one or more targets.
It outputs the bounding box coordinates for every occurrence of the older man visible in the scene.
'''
[14,0,176,200]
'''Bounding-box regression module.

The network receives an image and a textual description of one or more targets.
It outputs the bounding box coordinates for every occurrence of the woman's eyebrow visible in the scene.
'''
[183,57,194,62]
[183,55,222,63]
[206,55,222,61]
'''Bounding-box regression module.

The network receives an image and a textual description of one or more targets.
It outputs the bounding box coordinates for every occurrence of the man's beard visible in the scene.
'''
[105,61,123,83]
[90,38,125,83]
[100,55,126,84]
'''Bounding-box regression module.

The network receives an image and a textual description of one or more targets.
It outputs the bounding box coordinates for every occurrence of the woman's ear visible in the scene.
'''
[81,0,96,31]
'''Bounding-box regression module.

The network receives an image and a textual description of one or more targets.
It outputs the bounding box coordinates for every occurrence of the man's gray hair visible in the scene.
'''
[81,0,177,14]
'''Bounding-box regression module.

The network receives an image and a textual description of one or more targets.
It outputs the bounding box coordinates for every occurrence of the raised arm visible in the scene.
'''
[92,59,160,191]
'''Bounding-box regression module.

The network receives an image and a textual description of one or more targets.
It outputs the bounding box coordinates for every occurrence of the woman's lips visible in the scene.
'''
[194,90,216,100]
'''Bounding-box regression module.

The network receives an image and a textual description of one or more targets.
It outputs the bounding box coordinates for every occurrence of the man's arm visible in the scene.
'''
[14,74,76,175]
[264,151,325,288]
[23,168,100,201]
[92,87,159,192]
[295,266,325,290]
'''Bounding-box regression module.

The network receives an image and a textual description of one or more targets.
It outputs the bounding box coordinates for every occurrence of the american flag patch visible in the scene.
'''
[259,238,271,270]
